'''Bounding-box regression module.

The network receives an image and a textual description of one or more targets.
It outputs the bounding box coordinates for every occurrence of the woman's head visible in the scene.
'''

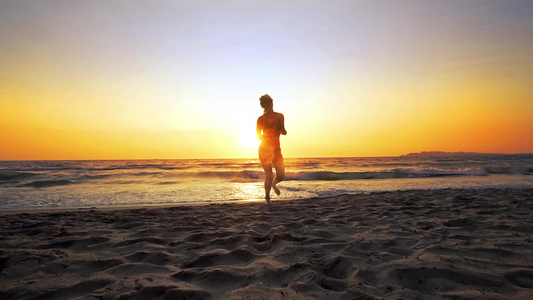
[259,94,273,111]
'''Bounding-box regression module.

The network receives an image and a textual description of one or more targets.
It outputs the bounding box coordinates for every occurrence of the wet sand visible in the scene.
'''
[1,189,533,299]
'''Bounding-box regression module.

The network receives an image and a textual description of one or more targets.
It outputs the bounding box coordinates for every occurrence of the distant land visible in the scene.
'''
[402,151,532,157]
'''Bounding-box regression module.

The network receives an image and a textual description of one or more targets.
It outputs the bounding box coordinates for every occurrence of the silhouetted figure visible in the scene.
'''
[256,94,287,203]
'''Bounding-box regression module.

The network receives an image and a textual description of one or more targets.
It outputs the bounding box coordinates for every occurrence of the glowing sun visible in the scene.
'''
[239,129,260,149]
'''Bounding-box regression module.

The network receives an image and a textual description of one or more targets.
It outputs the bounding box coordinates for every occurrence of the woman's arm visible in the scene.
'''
[256,117,263,140]
[279,114,287,135]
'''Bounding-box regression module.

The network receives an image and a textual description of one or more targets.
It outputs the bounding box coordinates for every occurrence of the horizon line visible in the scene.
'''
[2,151,533,162]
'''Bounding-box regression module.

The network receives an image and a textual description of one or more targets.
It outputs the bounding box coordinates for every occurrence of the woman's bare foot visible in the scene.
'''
[273,184,281,196]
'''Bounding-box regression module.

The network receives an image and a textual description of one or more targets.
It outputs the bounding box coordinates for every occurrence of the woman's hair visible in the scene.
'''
[259,94,273,110]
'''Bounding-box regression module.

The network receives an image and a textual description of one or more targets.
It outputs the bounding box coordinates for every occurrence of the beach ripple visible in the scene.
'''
[1,188,532,299]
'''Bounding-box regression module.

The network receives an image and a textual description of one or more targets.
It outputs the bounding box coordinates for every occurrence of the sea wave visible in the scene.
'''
[13,167,532,187]
[0,171,37,181]
[23,180,74,188]
[2,157,531,174]
[176,167,526,182]
[286,169,485,181]
[1,157,531,189]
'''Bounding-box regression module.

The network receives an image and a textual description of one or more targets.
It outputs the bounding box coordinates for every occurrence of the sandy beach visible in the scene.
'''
[1,188,532,299]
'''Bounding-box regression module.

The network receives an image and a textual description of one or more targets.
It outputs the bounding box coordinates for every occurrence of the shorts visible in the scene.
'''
[259,145,283,167]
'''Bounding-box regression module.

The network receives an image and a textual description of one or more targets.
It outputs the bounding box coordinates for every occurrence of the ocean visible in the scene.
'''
[1,153,532,210]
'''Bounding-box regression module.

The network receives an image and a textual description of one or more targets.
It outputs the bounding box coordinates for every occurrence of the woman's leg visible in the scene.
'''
[272,156,285,195]
[262,164,274,203]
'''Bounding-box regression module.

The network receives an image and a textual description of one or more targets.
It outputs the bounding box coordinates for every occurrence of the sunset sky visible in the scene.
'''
[1,0,532,160]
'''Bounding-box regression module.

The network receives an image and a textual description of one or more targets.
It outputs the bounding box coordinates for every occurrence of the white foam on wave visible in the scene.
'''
[1,155,532,209]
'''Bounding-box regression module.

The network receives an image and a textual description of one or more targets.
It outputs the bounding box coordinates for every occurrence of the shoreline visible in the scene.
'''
[0,187,530,216]
[1,188,532,299]
[0,199,264,216]
[0,197,284,216]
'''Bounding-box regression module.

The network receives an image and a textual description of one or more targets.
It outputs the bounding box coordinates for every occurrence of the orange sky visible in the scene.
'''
[1,1,532,160]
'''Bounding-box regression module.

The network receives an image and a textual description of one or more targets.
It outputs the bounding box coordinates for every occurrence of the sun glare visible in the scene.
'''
[239,129,260,150]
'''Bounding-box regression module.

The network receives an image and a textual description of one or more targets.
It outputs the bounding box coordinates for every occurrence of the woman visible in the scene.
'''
[256,94,287,203]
